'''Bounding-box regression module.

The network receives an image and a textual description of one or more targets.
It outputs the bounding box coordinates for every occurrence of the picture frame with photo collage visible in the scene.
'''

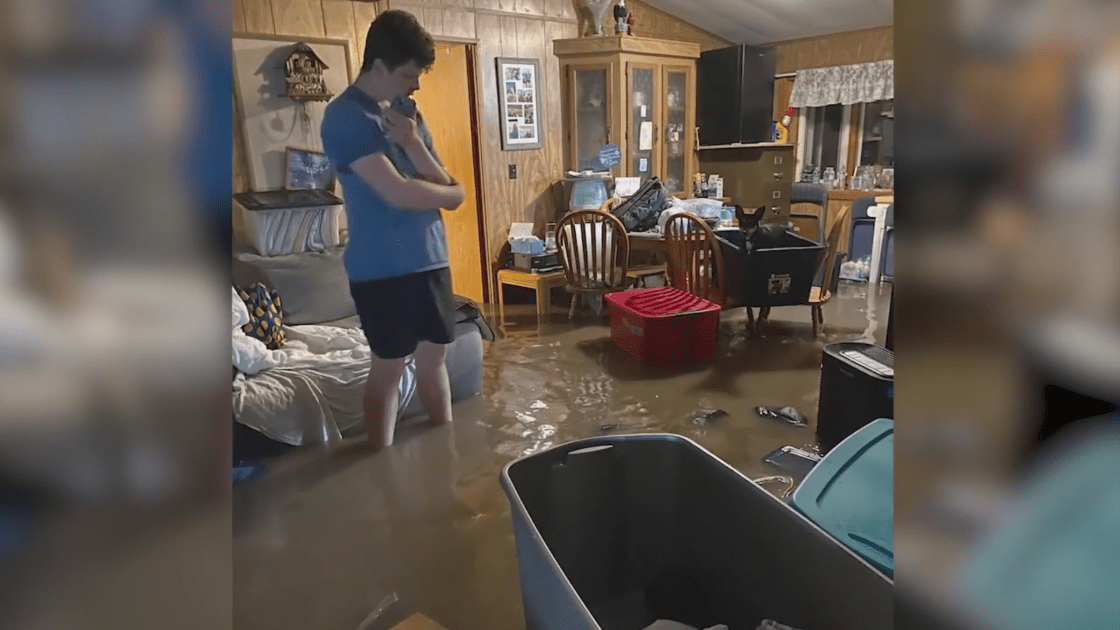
[496,57,542,151]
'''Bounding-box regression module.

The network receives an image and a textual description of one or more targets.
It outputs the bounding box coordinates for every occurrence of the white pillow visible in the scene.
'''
[232,287,249,330]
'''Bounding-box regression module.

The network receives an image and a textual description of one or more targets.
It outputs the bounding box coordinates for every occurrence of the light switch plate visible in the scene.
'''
[772,190,782,199]
[774,156,783,164]
[508,164,517,179]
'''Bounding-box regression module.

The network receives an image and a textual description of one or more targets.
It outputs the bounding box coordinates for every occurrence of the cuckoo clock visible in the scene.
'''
[283,43,332,102]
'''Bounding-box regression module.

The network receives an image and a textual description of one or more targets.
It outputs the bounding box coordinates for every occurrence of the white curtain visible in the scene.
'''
[789,60,894,108]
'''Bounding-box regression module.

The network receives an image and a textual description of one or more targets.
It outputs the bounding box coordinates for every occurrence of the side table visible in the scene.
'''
[496,269,568,320]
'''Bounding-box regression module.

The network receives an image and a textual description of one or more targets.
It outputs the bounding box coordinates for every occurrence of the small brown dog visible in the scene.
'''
[734,205,790,250]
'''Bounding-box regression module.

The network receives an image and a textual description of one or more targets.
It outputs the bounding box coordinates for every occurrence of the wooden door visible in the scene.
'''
[626,62,660,184]
[413,43,487,303]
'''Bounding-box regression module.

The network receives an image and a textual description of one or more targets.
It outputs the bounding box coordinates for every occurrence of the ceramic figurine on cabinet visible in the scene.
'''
[627,14,634,35]
[613,0,629,34]
[584,0,611,36]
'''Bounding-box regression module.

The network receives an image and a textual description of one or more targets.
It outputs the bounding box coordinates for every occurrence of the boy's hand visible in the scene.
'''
[383,108,421,149]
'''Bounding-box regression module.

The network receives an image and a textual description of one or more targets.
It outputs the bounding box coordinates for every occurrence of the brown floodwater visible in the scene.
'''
[234,281,892,630]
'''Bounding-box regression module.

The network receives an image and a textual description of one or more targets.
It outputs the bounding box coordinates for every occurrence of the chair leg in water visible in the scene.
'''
[568,293,579,319]
[811,306,821,337]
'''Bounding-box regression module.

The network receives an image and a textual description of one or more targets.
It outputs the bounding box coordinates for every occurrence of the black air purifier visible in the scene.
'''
[817,342,894,453]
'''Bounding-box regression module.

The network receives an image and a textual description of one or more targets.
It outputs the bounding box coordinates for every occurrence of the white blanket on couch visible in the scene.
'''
[232,325,417,446]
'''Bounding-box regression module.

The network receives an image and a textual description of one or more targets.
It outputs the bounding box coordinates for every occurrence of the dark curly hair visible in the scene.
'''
[360,10,436,74]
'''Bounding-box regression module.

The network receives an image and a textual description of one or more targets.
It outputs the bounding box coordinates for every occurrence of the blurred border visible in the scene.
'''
[896,0,1119,628]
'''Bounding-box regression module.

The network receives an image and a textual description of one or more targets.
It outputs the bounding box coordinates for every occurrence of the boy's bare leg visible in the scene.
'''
[364,356,409,450]
[413,341,452,425]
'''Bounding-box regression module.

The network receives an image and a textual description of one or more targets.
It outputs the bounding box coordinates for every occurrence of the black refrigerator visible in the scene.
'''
[697,44,776,146]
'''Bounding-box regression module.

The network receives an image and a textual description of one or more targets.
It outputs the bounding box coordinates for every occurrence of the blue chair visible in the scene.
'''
[848,196,878,266]
[790,183,829,243]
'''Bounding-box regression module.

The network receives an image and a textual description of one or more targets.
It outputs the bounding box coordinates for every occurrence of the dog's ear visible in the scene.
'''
[752,206,767,221]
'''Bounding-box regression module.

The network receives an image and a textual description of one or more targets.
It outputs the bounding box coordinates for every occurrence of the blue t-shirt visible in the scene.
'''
[320,85,449,282]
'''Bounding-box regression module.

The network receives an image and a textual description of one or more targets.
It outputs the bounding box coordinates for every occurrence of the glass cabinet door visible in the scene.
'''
[627,64,658,183]
[661,67,690,194]
[570,65,610,172]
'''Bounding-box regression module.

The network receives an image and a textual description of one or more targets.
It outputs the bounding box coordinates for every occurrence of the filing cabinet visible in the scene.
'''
[697,144,795,224]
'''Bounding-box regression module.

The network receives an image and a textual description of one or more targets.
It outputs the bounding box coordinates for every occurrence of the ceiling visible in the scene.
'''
[641,0,893,45]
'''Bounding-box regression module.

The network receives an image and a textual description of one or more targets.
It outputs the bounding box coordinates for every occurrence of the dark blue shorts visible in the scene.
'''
[349,267,456,359]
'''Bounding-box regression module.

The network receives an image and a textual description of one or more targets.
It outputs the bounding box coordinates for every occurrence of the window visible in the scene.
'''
[800,104,846,173]
[857,99,894,167]
[796,99,894,178]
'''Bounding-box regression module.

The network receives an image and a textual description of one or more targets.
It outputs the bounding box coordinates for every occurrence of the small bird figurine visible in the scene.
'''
[613,0,629,34]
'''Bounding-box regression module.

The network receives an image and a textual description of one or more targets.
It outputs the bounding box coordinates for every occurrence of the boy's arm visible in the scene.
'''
[383,109,456,188]
[323,103,464,211]
[401,140,454,186]
[351,153,465,211]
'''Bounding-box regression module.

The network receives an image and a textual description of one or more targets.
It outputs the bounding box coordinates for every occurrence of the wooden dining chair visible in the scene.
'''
[758,206,850,337]
[663,212,755,331]
[598,197,666,288]
[556,209,630,317]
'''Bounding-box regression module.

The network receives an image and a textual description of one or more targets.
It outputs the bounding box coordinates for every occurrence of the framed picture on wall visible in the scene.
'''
[284,147,335,191]
[496,57,543,151]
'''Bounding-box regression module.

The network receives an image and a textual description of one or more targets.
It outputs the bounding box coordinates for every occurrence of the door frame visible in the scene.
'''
[429,39,492,304]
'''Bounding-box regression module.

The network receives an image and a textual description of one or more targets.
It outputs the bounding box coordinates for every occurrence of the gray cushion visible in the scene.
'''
[233,247,356,325]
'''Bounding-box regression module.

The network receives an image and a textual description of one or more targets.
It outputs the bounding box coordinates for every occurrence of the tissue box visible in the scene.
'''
[509,236,545,255]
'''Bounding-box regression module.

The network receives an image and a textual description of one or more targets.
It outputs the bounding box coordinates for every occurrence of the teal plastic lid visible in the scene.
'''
[791,418,894,577]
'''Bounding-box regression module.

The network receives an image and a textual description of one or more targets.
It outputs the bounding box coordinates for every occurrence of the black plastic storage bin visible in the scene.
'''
[500,434,893,630]
[714,230,826,307]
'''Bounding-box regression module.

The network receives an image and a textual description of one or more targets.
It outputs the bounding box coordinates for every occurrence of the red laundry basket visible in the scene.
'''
[605,287,722,365]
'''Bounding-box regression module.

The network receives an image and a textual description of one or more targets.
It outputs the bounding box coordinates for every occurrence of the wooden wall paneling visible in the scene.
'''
[498,0,517,14]
[242,0,276,33]
[545,20,568,223]
[517,17,552,232]
[627,0,730,51]
[773,25,893,74]
[561,0,577,21]
[233,0,248,33]
[270,0,326,37]
[501,16,527,248]
[475,13,511,276]
[441,8,476,41]
[543,0,564,19]
[772,76,793,121]
[516,0,543,17]
[421,6,446,38]
[352,0,379,67]
[474,0,500,10]
[845,104,861,175]
[322,0,360,79]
